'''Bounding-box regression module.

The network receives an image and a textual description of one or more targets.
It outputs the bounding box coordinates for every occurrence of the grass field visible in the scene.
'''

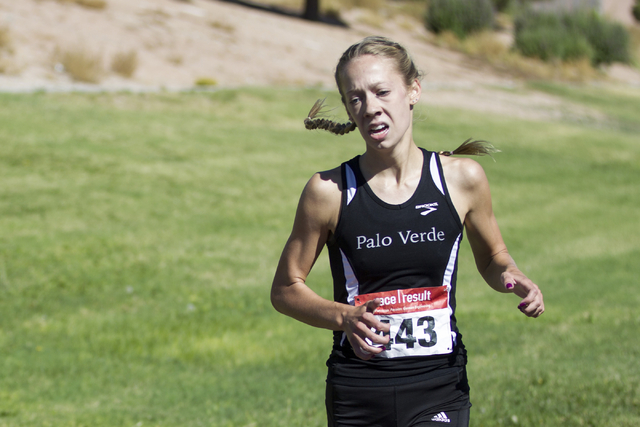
[0,84,639,426]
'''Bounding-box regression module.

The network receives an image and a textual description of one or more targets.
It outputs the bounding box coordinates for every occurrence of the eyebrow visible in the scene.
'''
[345,81,387,96]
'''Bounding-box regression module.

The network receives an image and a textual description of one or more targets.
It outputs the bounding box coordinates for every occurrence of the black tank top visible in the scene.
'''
[326,148,467,383]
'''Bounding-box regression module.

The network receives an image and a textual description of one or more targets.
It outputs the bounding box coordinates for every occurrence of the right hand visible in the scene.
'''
[342,298,391,360]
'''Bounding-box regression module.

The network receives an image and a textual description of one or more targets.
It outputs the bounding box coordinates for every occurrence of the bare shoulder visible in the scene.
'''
[298,166,342,232]
[439,155,489,193]
[303,166,342,204]
[439,155,492,221]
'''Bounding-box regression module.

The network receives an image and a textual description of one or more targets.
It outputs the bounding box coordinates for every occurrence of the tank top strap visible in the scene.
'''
[425,149,446,196]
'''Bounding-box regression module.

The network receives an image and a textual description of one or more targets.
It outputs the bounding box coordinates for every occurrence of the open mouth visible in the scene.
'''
[369,123,389,138]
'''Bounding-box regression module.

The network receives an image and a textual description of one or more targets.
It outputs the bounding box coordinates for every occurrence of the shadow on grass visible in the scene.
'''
[215,0,348,27]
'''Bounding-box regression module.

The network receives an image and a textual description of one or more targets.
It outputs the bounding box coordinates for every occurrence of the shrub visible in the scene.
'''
[194,77,217,87]
[634,0,640,23]
[57,46,103,83]
[492,0,511,12]
[111,50,138,78]
[75,0,107,9]
[0,26,13,75]
[564,11,631,64]
[426,0,495,39]
[55,0,107,9]
[0,26,10,52]
[514,10,631,65]
[515,25,594,62]
[462,30,511,58]
[492,0,541,12]
[210,20,235,33]
[346,0,385,11]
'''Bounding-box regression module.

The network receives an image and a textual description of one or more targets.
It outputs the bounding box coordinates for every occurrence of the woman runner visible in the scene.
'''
[271,36,544,427]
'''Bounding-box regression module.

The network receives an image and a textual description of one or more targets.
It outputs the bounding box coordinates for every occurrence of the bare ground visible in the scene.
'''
[0,0,638,121]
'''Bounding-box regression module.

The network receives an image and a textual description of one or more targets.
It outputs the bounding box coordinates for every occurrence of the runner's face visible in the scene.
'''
[340,55,419,151]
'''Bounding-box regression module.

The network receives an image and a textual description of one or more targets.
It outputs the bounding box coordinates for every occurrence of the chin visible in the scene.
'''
[366,140,397,152]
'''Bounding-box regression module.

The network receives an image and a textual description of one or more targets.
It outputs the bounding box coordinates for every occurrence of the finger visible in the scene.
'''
[518,300,544,317]
[517,283,542,305]
[350,334,372,360]
[364,298,382,313]
[350,333,386,360]
[343,305,389,353]
[517,299,535,314]
[354,345,375,360]
[351,316,390,350]
[526,306,544,318]
[361,312,391,336]
[518,301,533,316]
[351,339,375,360]
[512,279,535,299]
[502,273,516,292]
[503,275,532,299]
[349,311,389,344]
[361,300,391,334]
[358,319,390,346]
[532,301,545,318]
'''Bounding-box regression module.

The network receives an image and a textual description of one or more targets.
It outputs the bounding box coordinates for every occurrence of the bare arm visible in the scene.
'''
[270,169,390,359]
[443,157,544,318]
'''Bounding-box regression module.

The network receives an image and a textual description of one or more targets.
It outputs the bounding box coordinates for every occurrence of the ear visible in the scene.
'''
[409,79,422,105]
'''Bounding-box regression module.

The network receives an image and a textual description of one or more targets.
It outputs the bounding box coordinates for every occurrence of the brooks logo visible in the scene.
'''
[415,202,438,216]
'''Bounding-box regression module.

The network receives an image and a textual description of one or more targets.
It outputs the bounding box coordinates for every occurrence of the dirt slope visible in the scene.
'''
[0,0,638,119]
[0,0,518,89]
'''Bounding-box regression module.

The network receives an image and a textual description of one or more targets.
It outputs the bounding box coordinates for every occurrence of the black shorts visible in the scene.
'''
[326,366,470,427]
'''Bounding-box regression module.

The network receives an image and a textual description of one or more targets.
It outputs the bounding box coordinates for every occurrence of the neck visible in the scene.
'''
[360,141,422,184]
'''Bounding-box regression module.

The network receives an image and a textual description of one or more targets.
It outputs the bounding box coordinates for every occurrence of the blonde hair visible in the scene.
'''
[335,36,422,96]
[304,36,419,136]
[303,98,356,135]
[437,138,499,157]
[304,37,499,157]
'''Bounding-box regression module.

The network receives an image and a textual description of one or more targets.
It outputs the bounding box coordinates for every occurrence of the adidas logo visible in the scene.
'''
[430,412,451,423]
[415,202,438,216]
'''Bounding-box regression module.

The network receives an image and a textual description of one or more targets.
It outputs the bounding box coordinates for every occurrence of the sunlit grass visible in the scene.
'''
[0,85,639,426]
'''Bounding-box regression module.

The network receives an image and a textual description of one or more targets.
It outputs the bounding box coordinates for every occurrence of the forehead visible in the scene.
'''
[340,55,404,92]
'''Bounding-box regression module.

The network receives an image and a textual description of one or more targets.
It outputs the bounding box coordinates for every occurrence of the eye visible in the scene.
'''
[349,97,361,105]
[377,90,390,97]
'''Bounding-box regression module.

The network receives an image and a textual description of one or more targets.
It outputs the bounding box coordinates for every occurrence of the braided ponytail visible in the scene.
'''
[438,138,500,158]
[303,98,498,158]
[304,99,356,136]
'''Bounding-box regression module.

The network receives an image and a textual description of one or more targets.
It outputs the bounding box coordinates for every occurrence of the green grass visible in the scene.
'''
[0,84,639,426]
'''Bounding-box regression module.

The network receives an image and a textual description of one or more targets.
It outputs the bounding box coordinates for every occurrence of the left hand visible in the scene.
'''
[502,271,544,318]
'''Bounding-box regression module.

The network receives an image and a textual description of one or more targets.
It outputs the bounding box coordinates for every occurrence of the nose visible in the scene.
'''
[363,95,382,118]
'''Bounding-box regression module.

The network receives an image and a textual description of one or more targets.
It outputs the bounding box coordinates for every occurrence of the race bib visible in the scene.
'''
[355,287,453,358]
